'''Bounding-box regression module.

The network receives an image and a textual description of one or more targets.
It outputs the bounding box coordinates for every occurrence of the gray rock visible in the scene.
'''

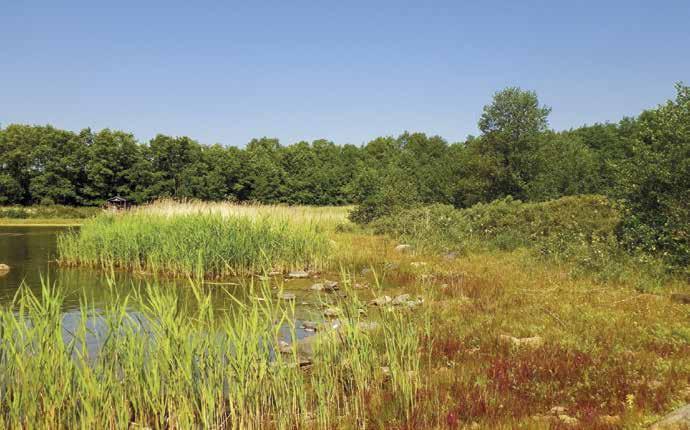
[499,335,544,349]
[323,307,341,318]
[310,280,339,292]
[360,267,373,276]
[287,271,310,279]
[277,292,296,301]
[394,244,413,253]
[391,294,411,305]
[301,321,319,332]
[405,298,424,308]
[650,404,690,429]
[369,295,392,306]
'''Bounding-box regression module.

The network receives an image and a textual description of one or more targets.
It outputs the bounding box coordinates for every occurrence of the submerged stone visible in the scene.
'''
[310,280,339,292]
[323,307,341,318]
[277,292,296,301]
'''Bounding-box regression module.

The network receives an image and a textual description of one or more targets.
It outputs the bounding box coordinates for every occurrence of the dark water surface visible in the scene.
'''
[0,226,315,351]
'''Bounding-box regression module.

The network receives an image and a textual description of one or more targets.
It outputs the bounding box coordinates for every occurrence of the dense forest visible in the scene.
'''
[1,84,688,265]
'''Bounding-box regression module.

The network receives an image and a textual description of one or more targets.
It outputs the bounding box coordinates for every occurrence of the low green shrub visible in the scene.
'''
[374,195,621,252]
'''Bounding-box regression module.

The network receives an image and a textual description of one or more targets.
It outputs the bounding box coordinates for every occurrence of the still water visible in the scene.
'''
[0,226,314,349]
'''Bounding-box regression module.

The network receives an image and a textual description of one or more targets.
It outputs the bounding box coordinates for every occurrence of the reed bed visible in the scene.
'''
[136,199,352,232]
[57,210,333,278]
[0,279,422,429]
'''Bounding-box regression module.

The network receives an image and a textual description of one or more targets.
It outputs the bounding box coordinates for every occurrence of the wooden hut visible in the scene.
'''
[105,196,129,211]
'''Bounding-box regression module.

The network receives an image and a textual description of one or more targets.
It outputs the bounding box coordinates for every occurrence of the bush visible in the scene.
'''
[375,195,620,250]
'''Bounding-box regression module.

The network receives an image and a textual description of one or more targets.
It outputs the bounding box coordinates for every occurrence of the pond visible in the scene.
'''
[0,226,319,351]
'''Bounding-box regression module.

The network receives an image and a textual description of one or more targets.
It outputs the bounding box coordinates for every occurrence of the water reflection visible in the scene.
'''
[0,226,317,352]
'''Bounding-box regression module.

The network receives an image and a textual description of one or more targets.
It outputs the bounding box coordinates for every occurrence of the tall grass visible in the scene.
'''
[137,199,352,232]
[57,210,333,277]
[0,278,422,429]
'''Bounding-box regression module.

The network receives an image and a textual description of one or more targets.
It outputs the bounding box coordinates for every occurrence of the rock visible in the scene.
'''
[301,321,319,332]
[323,307,341,318]
[549,406,568,415]
[369,295,392,306]
[391,294,411,305]
[650,404,690,429]
[277,340,292,354]
[360,267,373,276]
[599,415,621,426]
[500,335,544,349]
[353,282,369,289]
[287,271,309,279]
[410,261,427,267]
[394,244,412,253]
[310,280,339,292]
[406,298,424,308]
[277,292,296,301]
[0,264,10,275]
[670,293,690,304]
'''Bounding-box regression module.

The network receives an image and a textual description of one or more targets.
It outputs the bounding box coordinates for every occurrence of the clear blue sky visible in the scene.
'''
[2,1,688,146]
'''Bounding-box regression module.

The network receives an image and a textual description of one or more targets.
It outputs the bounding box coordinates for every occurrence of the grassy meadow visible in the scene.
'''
[1,200,687,428]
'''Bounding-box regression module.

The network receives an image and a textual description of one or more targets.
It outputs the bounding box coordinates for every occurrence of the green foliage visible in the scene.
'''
[0,279,422,428]
[373,195,623,262]
[1,83,687,267]
[612,83,690,268]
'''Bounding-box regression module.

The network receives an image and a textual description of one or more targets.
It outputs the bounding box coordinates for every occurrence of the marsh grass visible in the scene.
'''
[57,210,333,278]
[137,199,352,232]
[0,276,423,429]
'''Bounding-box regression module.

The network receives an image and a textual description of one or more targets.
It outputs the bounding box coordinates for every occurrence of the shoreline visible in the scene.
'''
[0,219,84,227]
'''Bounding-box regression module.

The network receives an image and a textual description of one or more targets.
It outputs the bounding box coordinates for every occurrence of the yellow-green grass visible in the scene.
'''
[136,199,353,232]
[0,278,421,429]
[57,210,334,278]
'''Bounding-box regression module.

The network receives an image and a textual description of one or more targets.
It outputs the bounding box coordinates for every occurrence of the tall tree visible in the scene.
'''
[476,87,551,200]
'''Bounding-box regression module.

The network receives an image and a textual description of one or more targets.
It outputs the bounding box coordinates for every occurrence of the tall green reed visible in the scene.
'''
[0,274,423,429]
[57,212,332,278]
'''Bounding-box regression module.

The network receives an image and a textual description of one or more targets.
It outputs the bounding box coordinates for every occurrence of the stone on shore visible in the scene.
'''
[499,335,544,349]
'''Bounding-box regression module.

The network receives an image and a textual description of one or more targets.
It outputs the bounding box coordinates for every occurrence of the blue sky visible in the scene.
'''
[1,1,688,146]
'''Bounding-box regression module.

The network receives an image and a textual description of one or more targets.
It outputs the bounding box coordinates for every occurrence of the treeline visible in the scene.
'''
[1,84,688,264]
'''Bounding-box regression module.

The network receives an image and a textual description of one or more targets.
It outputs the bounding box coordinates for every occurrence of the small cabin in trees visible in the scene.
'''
[104,196,129,211]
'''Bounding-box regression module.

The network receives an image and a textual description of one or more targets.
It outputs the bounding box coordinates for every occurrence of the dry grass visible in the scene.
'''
[136,199,353,231]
